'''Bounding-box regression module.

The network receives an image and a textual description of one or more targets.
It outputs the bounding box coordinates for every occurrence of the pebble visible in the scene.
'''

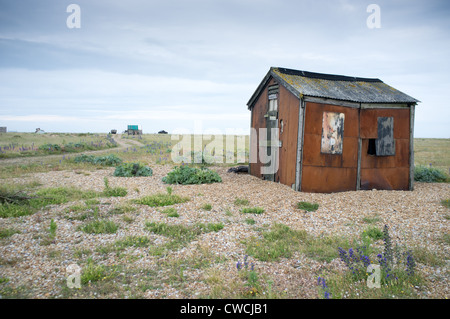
[0,166,449,299]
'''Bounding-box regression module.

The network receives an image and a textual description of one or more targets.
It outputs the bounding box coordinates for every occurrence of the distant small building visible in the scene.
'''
[0,127,6,133]
[110,129,117,134]
[247,67,419,193]
[126,125,142,135]
[158,130,168,134]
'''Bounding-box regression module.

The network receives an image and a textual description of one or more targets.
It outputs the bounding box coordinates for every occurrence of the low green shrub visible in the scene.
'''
[296,201,319,212]
[414,165,448,182]
[361,226,384,241]
[38,143,61,151]
[74,154,122,166]
[162,165,222,185]
[113,162,153,177]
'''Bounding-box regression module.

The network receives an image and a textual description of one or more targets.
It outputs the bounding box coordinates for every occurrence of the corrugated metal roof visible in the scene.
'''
[247,67,419,108]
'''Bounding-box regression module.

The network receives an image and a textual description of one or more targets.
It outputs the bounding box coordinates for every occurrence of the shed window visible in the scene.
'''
[321,112,345,154]
[367,139,376,155]
[375,117,395,156]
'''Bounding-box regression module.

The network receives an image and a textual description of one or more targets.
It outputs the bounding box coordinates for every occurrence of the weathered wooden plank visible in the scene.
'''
[303,96,360,108]
[409,105,415,190]
[295,99,306,191]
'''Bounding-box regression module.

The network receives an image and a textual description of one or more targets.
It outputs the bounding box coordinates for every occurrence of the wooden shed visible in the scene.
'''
[247,67,419,193]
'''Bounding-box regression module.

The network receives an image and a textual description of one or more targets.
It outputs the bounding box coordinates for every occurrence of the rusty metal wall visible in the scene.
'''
[301,102,359,193]
[359,108,410,190]
[250,84,411,192]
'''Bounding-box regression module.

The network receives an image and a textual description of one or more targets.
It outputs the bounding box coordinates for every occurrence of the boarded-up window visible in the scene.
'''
[375,117,395,156]
[321,112,345,154]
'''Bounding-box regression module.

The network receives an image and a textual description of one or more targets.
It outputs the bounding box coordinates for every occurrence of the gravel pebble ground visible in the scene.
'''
[0,165,449,299]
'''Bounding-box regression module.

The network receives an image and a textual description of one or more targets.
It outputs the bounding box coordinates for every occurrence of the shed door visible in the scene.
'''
[263,87,279,181]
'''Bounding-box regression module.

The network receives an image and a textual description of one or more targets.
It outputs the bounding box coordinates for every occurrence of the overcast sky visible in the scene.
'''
[0,0,449,137]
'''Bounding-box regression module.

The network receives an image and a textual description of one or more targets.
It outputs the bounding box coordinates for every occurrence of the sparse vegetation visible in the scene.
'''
[160,207,179,217]
[0,135,448,299]
[162,165,222,185]
[102,177,128,197]
[133,187,189,207]
[241,207,264,214]
[113,162,153,177]
[201,203,212,211]
[296,201,319,212]
[234,198,249,206]
[74,154,122,166]
[0,228,21,239]
[414,165,448,182]
[78,219,119,234]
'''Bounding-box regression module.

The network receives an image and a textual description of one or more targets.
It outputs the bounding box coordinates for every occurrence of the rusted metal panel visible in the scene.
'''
[301,102,359,192]
[304,102,359,137]
[301,166,357,193]
[360,108,410,139]
[360,168,409,190]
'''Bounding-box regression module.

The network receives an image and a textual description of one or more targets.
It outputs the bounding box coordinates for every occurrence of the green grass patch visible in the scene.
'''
[81,258,118,285]
[0,227,21,239]
[109,204,137,215]
[102,178,127,197]
[0,132,117,159]
[97,236,152,255]
[234,198,249,206]
[0,184,102,218]
[245,218,256,225]
[78,219,119,234]
[133,189,189,207]
[361,226,384,241]
[362,214,381,224]
[160,207,179,217]
[201,203,212,211]
[441,199,450,208]
[145,221,224,255]
[241,207,264,214]
[296,201,319,212]
[244,223,307,262]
